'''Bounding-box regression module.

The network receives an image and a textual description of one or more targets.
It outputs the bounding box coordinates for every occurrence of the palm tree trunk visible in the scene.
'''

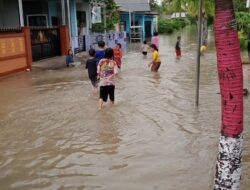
[213,0,244,189]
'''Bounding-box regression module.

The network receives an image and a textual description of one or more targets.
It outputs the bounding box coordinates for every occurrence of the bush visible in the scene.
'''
[158,19,174,34]
[91,23,105,33]
[236,12,250,36]
[238,30,248,50]
[186,14,196,25]
[158,18,187,34]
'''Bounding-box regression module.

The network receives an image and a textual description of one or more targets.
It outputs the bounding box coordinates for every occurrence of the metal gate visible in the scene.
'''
[30,27,61,61]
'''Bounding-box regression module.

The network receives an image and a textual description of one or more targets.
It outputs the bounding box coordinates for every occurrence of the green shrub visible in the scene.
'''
[186,14,196,25]
[91,23,105,33]
[238,30,248,50]
[236,12,250,36]
[158,19,174,34]
[158,18,187,34]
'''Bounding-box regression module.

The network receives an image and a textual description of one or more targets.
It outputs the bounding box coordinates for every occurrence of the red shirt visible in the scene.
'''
[113,48,123,67]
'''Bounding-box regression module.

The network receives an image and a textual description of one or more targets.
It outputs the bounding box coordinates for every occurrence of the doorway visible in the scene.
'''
[145,21,152,38]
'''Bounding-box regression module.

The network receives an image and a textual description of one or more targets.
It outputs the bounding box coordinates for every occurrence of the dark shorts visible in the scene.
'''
[100,85,115,102]
[151,62,161,72]
[142,52,147,56]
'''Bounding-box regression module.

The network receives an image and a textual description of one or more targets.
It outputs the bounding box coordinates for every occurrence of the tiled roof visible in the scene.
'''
[115,0,151,12]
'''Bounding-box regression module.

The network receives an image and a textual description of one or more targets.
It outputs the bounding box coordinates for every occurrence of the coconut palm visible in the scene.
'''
[213,0,243,189]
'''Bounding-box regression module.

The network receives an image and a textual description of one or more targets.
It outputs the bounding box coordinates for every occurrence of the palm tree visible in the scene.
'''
[213,0,243,189]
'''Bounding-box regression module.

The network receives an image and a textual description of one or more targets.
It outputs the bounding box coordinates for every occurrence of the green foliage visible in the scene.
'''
[158,18,187,34]
[236,12,250,35]
[158,19,174,34]
[150,0,158,11]
[90,0,119,32]
[236,12,250,50]
[234,0,249,12]
[106,0,120,31]
[238,30,248,50]
[186,13,196,24]
[92,23,105,32]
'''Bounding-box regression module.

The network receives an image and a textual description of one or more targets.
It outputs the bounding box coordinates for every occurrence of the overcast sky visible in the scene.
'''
[156,0,162,5]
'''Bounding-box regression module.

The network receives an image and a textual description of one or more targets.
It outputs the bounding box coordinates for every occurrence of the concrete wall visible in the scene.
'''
[48,0,61,25]
[76,1,90,35]
[0,0,20,27]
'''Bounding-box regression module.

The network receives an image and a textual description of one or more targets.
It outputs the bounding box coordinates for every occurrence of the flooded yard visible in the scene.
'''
[0,26,250,190]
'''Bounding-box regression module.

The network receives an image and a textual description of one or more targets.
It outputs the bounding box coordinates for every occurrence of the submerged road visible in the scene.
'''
[0,26,250,190]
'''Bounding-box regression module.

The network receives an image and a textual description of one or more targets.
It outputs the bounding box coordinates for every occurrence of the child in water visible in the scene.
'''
[151,32,159,49]
[113,43,123,69]
[96,41,106,64]
[86,49,98,92]
[175,36,181,59]
[97,48,118,109]
[66,49,75,67]
[141,40,149,56]
[148,44,161,72]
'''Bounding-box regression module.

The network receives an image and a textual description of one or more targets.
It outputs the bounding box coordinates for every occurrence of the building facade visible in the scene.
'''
[0,0,92,60]
[115,0,157,40]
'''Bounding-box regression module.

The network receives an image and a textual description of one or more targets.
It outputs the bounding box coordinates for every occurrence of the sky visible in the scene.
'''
[156,0,162,5]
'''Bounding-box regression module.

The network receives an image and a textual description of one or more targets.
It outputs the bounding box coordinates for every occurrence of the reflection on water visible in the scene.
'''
[0,26,249,190]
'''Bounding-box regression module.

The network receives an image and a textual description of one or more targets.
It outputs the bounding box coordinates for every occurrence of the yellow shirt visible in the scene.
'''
[152,50,161,63]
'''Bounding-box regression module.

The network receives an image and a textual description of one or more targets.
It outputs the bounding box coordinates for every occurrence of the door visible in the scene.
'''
[145,21,152,38]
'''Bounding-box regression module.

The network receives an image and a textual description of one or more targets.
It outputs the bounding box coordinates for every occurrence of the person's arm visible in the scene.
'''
[114,63,119,75]
[85,60,88,69]
[97,61,101,79]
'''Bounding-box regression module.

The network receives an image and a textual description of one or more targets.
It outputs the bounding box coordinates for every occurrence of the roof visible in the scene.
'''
[115,0,151,12]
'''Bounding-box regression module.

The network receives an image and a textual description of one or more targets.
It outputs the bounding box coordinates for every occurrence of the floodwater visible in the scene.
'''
[0,26,250,190]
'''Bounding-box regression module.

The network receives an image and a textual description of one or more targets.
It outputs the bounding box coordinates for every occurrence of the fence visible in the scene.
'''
[0,27,32,77]
[30,27,61,61]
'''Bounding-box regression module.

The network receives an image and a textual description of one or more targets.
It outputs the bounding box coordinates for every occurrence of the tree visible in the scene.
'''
[150,0,158,11]
[106,0,120,31]
[213,0,244,189]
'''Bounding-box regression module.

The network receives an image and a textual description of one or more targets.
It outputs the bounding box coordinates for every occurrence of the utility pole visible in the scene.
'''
[195,0,203,106]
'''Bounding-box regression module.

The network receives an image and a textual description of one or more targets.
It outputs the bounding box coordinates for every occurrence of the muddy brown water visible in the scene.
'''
[0,26,250,190]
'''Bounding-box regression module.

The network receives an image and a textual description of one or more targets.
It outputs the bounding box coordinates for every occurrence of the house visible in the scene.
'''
[0,0,96,76]
[115,0,158,39]
[0,0,92,61]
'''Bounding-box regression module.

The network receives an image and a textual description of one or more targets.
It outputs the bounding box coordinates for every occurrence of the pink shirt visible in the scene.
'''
[151,36,159,48]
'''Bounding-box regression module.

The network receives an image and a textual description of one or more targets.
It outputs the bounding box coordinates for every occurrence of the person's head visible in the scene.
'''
[177,36,181,41]
[143,40,147,45]
[98,41,105,49]
[89,48,96,57]
[104,48,114,59]
[68,49,73,56]
[150,44,158,52]
[154,32,158,36]
[116,43,122,50]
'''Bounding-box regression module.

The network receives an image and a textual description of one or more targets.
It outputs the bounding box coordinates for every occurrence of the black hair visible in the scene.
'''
[68,49,73,55]
[154,32,158,36]
[104,48,114,59]
[88,48,96,57]
[177,36,181,40]
[98,41,105,48]
[143,40,147,44]
[117,43,122,48]
[150,44,158,52]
